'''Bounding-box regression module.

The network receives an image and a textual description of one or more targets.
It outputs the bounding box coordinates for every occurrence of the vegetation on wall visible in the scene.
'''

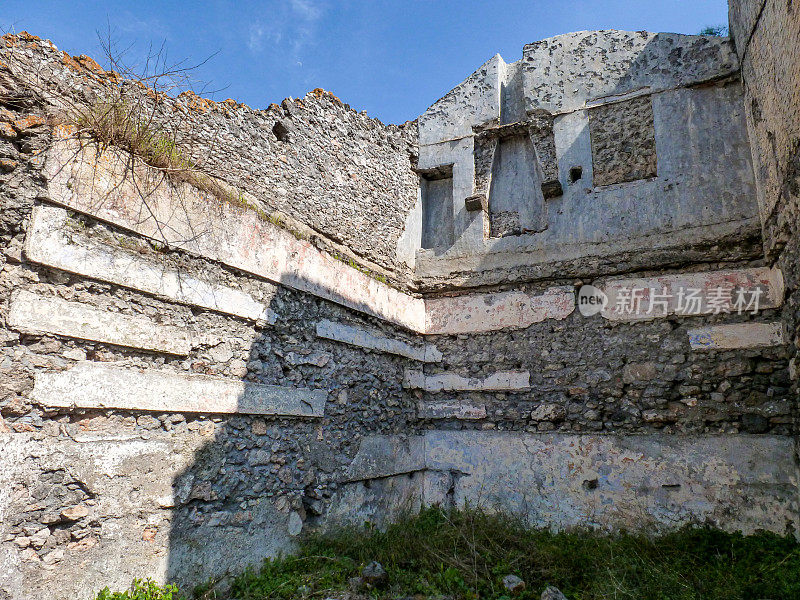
[699,25,729,36]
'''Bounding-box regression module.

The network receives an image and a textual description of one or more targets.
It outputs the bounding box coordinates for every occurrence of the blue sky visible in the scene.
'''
[3,1,729,124]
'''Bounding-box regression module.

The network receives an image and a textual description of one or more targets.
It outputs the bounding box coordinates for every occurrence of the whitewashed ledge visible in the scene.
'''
[25,203,278,324]
[598,267,784,322]
[687,322,785,350]
[417,400,487,420]
[8,290,210,356]
[315,319,442,362]
[424,287,575,335]
[31,362,327,417]
[42,137,576,335]
[403,368,531,392]
[44,137,427,332]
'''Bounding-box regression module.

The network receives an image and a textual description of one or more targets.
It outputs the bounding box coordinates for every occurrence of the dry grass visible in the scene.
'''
[74,99,189,172]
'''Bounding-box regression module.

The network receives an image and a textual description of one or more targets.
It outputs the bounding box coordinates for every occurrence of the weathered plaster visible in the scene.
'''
[598,266,784,321]
[687,322,785,350]
[25,204,278,324]
[424,286,575,334]
[342,431,798,535]
[1,433,299,600]
[8,290,201,356]
[30,362,327,417]
[40,140,577,335]
[423,431,798,534]
[522,31,738,114]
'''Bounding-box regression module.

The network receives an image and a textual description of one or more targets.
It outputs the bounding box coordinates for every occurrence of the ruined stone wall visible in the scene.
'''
[729,0,800,397]
[421,297,790,436]
[413,31,762,290]
[0,33,419,286]
[0,144,419,600]
[0,38,424,597]
[1,26,799,600]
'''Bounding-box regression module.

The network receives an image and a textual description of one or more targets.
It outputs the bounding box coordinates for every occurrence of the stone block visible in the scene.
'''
[8,290,197,355]
[530,403,567,422]
[344,435,426,482]
[30,362,327,417]
[622,362,658,384]
[315,319,441,362]
[417,401,487,420]
[687,322,785,350]
[403,368,530,392]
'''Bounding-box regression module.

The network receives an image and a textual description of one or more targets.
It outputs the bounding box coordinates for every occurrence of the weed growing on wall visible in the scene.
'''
[95,579,184,600]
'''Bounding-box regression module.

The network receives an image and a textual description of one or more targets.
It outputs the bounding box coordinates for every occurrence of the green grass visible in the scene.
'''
[96,579,184,600]
[224,507,800,599]
[74,100,192,173]
[95,507,800,599]
[97,508,800,600]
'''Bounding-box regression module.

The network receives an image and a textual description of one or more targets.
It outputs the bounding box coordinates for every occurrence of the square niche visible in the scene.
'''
[589,95,658,186]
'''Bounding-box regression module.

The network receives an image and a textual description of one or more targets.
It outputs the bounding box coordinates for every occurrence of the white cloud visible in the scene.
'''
[246,0,325,62]
[290,0,323,22]
[118,12,169,39]
[248,22,266,52]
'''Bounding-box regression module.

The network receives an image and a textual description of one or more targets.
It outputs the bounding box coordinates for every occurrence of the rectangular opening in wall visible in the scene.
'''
[420,166,454,250]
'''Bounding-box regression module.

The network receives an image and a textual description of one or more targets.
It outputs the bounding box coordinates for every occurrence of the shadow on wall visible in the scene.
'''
[163,270,421,588]
[16,124,424,594]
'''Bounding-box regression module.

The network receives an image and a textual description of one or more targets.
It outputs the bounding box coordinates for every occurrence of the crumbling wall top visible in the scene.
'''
[523,30,739,113]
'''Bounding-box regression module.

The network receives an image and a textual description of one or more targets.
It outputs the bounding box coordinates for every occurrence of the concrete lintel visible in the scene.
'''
[25,204,277,324]
[315,319,442,363]
[404,368,530,392]
[417,400,487,420]
[8,290,197,355]
[30,362,327,417]
[687,322,785,350]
